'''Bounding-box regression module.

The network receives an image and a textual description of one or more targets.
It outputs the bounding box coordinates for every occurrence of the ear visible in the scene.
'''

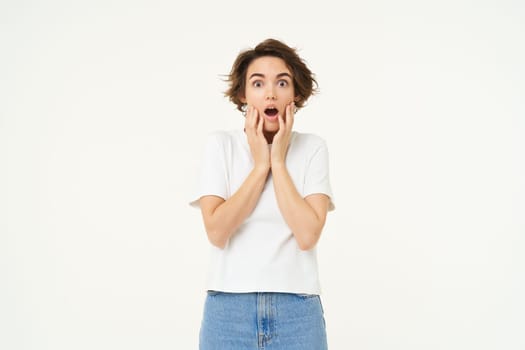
[294,95,301,102]
[239,94,247,104]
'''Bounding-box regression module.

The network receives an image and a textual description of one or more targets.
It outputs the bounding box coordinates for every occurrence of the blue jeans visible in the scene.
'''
[199,291,328,350]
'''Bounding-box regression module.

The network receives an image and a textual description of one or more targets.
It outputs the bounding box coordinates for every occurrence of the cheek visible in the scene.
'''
[281,89,295,100]
[245,89,262,102]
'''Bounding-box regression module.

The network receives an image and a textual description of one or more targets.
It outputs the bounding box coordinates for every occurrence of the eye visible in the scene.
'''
[278,80,289,87]
[252,80,263,88]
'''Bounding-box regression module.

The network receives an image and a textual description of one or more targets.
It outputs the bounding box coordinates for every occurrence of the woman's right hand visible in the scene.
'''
[245,105,270,172]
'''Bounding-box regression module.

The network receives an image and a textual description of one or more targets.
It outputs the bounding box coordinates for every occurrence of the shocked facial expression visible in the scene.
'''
[241,56,297,134]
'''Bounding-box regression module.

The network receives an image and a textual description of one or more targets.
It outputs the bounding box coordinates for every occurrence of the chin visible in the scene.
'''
[264,127,279,133]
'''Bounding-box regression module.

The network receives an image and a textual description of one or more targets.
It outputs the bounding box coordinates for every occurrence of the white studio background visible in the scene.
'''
[1,0,524,349]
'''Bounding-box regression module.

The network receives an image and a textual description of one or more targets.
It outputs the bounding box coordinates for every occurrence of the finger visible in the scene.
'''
[289,102,295,126]
[250,106,259,130]
[286,103,293,127]
[244,105,249,124]
[245,106,257,133]
[256,109,264,136]
[278,112,285,134]
[250,106,257,127]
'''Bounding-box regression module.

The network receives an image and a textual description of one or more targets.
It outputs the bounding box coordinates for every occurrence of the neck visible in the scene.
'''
[263,130,276,144]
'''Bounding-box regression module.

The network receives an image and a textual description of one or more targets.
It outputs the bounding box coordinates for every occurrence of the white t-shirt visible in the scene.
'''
[190,129,335,295]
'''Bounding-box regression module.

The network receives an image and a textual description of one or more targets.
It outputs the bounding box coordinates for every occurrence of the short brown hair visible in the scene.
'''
[225,38,318,112]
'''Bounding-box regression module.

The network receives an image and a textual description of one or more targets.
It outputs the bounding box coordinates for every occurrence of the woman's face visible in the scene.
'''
[241,56,297,134]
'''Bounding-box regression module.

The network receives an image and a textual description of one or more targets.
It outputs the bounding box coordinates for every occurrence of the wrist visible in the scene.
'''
[271,161,286,171]
[253,163,270,175]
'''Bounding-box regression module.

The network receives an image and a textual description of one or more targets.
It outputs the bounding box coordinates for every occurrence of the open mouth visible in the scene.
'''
[264,107,279,117]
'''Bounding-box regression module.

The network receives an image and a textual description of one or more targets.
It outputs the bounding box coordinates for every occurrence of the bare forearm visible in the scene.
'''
[271,163,325,250]
[204,166,269,247]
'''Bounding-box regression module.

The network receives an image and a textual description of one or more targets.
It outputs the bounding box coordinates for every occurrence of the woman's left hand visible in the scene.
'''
[271,102,295,167]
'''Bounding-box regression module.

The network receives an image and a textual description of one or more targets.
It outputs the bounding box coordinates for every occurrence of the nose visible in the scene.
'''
[265,87,276,100]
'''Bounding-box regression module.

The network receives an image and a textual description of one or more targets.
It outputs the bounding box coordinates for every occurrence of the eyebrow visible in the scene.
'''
[248,72,292,80]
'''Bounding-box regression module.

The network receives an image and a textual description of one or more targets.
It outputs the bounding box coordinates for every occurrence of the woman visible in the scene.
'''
[190,38,335,350]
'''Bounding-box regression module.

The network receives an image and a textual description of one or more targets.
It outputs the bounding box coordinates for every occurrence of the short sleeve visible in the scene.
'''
[303,140,335,211]
[189,132,229,208]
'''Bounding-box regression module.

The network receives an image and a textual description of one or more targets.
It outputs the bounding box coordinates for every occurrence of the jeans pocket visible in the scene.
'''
[206,290,221,296]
